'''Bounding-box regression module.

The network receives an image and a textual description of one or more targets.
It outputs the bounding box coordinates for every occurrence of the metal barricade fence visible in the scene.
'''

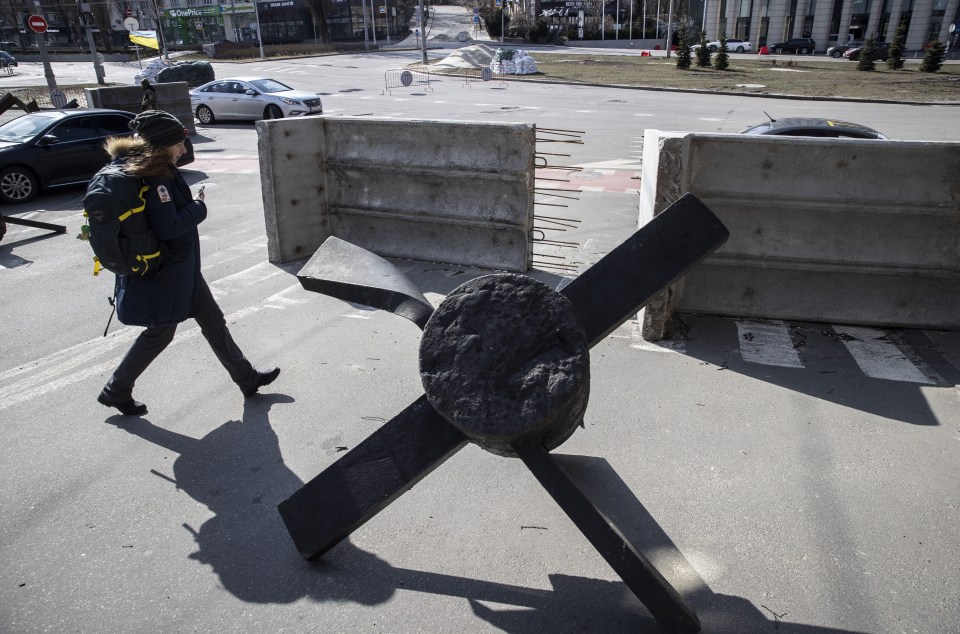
[382,69,433,95]
[458,67,509,88]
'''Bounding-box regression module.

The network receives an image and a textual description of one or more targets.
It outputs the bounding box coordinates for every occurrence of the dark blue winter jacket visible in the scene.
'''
[86,157,207,327]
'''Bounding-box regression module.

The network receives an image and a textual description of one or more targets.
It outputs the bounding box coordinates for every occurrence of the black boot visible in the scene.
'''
[98,389,148,416]
[241,367,281,398]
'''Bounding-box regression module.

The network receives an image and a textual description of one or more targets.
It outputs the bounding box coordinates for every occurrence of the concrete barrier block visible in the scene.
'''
[258,116,535,272]
[84,82,195,134]
[640,130,960,336]
[256,118,327,263]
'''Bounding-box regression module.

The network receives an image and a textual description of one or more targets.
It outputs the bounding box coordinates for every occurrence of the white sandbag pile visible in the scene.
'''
[489,49,539,75]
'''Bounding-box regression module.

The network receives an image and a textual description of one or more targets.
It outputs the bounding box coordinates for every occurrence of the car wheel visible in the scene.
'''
[264,104,284,120]
[800,48,809,54]
[709,45,717,52]
[773,47,781,54]
[196,105,215,125]
[831,50,842,58]
[0,165,39,204]
[735,46,745,53]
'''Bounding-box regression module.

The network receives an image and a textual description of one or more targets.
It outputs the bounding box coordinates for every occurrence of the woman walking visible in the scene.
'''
[86,110,279,416]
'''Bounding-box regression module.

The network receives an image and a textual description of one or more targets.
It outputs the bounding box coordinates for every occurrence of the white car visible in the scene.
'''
[189,77,323,124]
[692,39,753,53]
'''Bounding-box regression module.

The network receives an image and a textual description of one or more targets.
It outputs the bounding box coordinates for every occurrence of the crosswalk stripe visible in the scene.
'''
[0,304,265,412]
[209,261,285,300]
[833,325,935,384]
[737,320,803,368]
[263,283,311,309]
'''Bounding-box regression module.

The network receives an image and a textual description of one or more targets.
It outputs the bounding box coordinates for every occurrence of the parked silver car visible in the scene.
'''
[189,77,323,124]
[692,38,753,53]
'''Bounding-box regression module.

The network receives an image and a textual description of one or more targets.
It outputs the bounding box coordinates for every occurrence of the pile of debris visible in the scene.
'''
[490,48,538,75]
[431,44,539,75]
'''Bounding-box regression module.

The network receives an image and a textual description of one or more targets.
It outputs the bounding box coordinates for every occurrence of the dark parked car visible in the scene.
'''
[826,40,863,58]
[0,51,17,67]
[0,109,136,204]
[769,38,817,54]
[740,116,889,139]
[844,42,890,61]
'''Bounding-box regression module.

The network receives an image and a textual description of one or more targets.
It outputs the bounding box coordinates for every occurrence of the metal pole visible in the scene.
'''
[151,0,170,60]
[616,0,620,39]
[500,1,504,44]
[418,0,427,64]
[362,0,370,49]
[665,0,673,57]
[701,0,707,35]
[385,1,390,43]
[629,0,633,39]
[30,0,58,92]
[86,26,105,84]
[371,0,377,45]
[253,0,265,58]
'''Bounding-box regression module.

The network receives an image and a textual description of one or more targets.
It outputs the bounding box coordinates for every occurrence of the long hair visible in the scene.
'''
[104,136,173,178]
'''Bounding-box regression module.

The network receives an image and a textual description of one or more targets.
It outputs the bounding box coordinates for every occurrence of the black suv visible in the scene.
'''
[769,38,816,54]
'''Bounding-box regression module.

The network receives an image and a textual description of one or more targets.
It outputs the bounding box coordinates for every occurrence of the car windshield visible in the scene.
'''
[247,79,294,94]
[0,113,59,142]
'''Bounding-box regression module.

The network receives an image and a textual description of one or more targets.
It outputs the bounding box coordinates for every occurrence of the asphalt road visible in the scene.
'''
[2,44,959,634]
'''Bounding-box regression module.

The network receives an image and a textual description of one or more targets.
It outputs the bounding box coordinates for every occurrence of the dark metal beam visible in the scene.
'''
[278,395,468,560]
[297,236,435,329]
[560,193,728,347]
[513,440,700,634]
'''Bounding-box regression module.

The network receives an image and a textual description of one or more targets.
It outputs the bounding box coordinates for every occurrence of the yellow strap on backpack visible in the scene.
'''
[87,184,151,276]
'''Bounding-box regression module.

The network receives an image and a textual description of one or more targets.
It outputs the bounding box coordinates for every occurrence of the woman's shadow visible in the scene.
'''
[104,395,816,632]
[106,394,395,606]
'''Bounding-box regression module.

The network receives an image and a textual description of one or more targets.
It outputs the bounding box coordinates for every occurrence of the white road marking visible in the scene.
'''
[834,325,934,384]
[737,320,803,368]
[209,261,285,300]
[0,305,264,412]
[202,237,267,267]
[263,283,311,309]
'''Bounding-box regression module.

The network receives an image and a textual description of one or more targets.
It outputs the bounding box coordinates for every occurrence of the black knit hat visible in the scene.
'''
[130,110,184,148]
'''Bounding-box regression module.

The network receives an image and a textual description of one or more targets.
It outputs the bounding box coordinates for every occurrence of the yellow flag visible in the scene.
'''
[129,30,160,50]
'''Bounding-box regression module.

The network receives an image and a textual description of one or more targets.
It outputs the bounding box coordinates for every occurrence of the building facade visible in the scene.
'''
[0,0,406,50]
[158,0,405,46]
[699,0,960,52]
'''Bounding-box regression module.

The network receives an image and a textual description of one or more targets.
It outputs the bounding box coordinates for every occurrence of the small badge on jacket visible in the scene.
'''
[157,185,171,203]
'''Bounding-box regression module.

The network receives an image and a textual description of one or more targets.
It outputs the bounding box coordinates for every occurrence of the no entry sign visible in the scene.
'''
[28,14,48,34]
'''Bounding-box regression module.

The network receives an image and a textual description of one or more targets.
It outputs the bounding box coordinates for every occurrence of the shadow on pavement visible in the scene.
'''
[104,396,866,632]
[675,313,946,426]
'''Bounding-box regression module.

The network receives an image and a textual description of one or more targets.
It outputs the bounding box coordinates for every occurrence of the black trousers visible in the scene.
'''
[104,276,256,398]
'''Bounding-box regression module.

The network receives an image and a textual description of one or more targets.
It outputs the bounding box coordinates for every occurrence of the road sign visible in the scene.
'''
[123,17,139,32]
[125,8,132,17]
[379,5,385,12]
[50,89,66,109]
[27,14,48,34]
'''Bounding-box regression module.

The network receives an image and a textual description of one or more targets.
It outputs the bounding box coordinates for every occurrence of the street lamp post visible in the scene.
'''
[253,0,265,59]
[418,0,426,64]
[31,0,57,92]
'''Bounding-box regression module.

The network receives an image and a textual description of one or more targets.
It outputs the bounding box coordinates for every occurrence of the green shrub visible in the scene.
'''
[695,30,711,67]
[857,36,876,71]
[714,33,729,70]
[919,39,946,73]
[887,20,907,69]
